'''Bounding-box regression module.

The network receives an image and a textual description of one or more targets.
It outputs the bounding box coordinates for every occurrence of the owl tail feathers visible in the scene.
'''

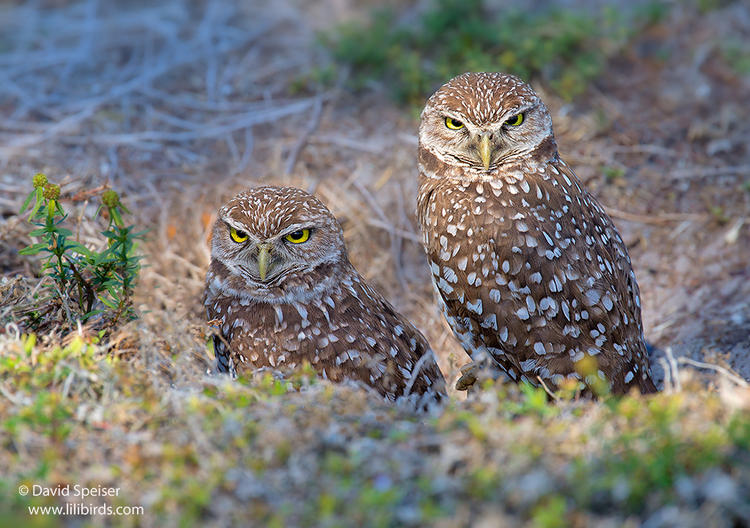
[396,390,446,414]
[637,340,660,394]
[404,351,446,395]
[399,351,448,413]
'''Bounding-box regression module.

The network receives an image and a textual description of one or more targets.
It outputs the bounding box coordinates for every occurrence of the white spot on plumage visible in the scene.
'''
[437,277,454,294]
[521,359,536,372]
[466,298,483,315]
[481,313,497,330]
[526,296,536,313]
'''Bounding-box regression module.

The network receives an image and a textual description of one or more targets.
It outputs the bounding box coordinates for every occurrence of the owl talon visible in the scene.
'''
[455,362,479,391]
[455,361,505,391]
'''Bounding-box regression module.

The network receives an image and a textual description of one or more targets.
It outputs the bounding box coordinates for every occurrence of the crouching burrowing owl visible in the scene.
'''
[204,185,446,405]
[417,72,656,395]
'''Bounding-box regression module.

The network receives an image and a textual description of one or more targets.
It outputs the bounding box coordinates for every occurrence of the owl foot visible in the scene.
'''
[455,362,479,391]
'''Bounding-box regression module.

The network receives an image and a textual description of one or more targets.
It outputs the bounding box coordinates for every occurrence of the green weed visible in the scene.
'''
[324,0,670,106]
[721,41,750,76]
[18,174,144,326]
[572,394,735,512]
[530,494,569,528]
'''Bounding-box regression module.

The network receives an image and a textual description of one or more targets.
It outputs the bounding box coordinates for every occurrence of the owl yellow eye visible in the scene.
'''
[445,117,464,130]
[285,229,310,244]
[230,227,249,243]
[505,113,524,127]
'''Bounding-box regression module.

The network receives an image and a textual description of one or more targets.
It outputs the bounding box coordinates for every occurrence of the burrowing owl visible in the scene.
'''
[204,185,446,404]
[417,72,656,395]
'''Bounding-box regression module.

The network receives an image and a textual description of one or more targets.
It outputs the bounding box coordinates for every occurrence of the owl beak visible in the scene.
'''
[257,243,272,281]
[479,133,492,170]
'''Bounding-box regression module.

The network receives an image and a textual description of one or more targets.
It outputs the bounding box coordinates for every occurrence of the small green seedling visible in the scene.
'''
[19,174,145,325]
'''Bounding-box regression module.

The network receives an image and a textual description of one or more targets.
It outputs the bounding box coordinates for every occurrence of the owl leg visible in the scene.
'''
[454,349,509,391]
[455,361,480,391]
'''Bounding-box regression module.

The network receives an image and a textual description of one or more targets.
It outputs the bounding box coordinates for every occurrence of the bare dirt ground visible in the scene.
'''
[1,0,749,525]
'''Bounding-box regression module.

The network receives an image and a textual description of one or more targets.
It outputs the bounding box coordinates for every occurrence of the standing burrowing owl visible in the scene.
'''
[204,185,446,405]
[417,72,656,394]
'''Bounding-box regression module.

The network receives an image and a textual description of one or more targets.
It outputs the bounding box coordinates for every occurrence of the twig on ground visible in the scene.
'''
[60,99,317,145]
[665,347,682,392]
[393,181,414,289]
[61,370,76,400]
[0,382,31,405]
[659,358,673,393]
[537,376,561,401]
[607,144,681,157]
[353,179,412,293]
[365,219,422,244]
[671,165,750,180]
[678,357,749,387]
[233,127,255,177]
[284,96,325,175]
[2,322,21,340]
[310,134,384,154]
[0,2,279,159]
[604,206,705,225]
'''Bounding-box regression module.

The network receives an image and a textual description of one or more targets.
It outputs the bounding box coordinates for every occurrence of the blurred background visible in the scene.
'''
[1,0,749,525]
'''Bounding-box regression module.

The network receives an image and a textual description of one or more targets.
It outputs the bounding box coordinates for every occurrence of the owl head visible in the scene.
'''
[419,72,555,171]
[210,186,346,301]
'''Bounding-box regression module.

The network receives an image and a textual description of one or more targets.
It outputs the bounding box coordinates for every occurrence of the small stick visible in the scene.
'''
[537,376,560,401]
[0,383,30,405]
[604,206,705,225]
[365,219,422,244]
[672,164,750,180]
[659,358,673,393]
[665,346,682,392]
[353,180,409,291]
[284,96,324,175]
[678,357,749,387]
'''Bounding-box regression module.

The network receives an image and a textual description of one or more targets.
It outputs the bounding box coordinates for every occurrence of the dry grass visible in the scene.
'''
[1,0,750,526]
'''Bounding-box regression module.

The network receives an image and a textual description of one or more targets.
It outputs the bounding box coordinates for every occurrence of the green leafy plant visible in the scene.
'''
[721,40,750,76]
[19,173,144,325]
[324,0,670,106]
